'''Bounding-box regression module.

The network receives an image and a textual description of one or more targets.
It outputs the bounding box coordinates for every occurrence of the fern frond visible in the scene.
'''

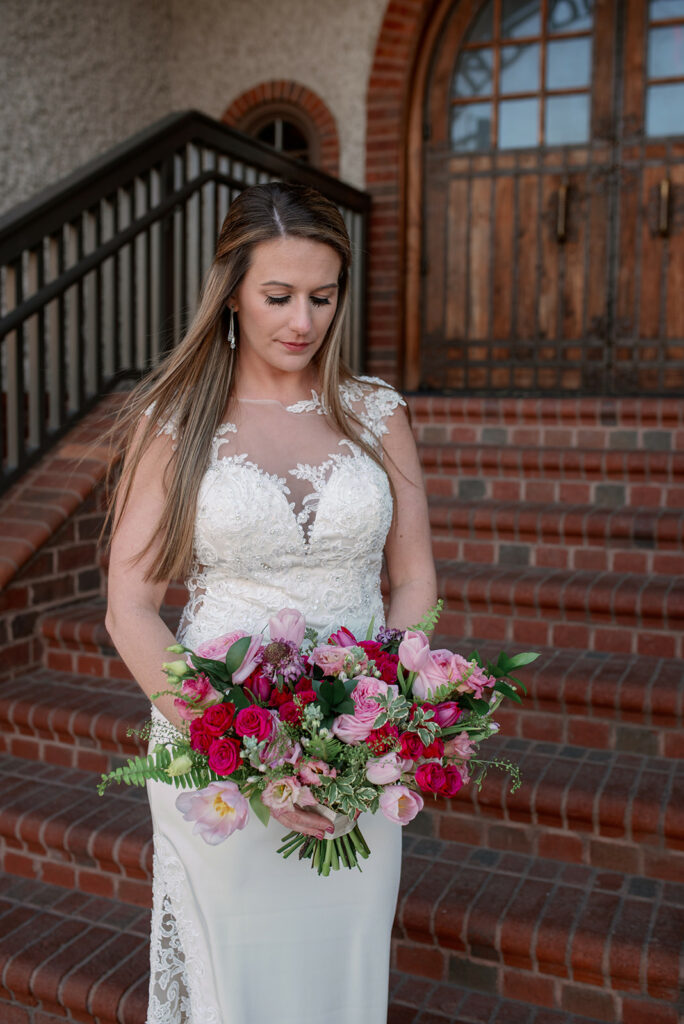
[409,598,444,637]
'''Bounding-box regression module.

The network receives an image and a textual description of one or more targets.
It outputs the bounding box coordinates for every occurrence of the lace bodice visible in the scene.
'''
[150,376,405,648]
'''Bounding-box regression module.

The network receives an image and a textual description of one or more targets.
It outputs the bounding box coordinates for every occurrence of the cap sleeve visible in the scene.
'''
[340,375,407,454]
[144,400,180,448]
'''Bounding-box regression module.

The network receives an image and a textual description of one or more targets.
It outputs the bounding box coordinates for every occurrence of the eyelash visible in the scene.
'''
[265,295,331,308]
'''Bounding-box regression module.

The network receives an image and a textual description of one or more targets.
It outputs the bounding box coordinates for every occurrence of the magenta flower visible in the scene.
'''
[175,781,249,844]
[328,626,358,647]
[269,607,306,647]
[378,785,424,825]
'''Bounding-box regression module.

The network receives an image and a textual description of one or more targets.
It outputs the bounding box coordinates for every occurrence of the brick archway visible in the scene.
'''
[222,81,340,177]
[365,0,434,384]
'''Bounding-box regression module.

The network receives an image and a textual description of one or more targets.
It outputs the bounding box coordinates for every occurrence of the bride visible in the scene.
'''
[105,182,437,1023]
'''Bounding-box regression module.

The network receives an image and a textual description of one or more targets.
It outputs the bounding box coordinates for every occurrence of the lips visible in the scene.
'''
[278,340,310,352]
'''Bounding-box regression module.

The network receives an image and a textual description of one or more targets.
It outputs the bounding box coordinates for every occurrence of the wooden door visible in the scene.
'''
[418,0,684,394]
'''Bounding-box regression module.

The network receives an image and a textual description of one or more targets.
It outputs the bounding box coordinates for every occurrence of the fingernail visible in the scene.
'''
[326,826,335,834]
[316,832,325,840]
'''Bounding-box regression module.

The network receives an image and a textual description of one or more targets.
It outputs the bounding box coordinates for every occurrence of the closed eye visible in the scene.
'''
[265,295,332,307]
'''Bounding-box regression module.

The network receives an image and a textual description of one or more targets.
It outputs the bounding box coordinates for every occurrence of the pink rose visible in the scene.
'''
[412,649,453,699]
[232,635,264,684]
[331,676,395,745]
[207,736,241,776]
[195,631,246,661]
[366,752,403,785]
[234,706,274,741]
[269,608,306,647]
[310,645,348,675]
[415,762,447,794]
[201,702,236,736]
[261,775,317,814]
[174,672,221,723]
[328,626,358,647]
[378,785,424,825]
[398,630,431,673]
[444,731,476,761]
[331,713,375,744]
[176,780,249,844]
[298,759,337,786]
[449,655,496,699]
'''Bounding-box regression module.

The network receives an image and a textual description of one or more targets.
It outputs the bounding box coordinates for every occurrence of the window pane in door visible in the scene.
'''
[545,94,590,144]
[548,0,594,34]
[499,97,539,148]
[547,38,592,89]
[501,43,540,94]
[453,49,494,97]
[650,0,684,20]
[648,26,684,78]
[451,102,493,150]
[646,82,684,136]
[502,0,541,38]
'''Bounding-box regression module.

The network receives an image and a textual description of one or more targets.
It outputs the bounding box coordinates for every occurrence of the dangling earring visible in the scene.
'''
[227,308,236,350]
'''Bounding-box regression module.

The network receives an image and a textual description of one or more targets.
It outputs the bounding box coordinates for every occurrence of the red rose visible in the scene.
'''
[423,737,445,760]
[234,706,273,741]
[279,700,303,725]
[399,731,425,760]
[296,690,317,705]
[359,640,382,657]
[269,688,293,708]
[189,718,212,754]
[415,762,447,794]
[207,737,241,776]
[294,677,314,693]
[375,652,399,684]
[202,702,236,736]
[440,765,463,798]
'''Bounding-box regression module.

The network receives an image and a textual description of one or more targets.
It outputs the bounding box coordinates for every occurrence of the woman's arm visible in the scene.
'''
[105,427,184,729]
[382,405,438,629]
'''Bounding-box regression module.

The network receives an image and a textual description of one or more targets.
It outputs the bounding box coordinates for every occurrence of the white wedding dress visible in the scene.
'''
[145,377,405,1024]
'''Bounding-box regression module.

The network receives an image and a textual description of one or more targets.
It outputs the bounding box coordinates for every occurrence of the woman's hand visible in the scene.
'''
[269,805,335,840]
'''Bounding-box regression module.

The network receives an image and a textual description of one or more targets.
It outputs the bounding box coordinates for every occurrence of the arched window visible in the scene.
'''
[245,107,314,164]
[450,0,595,152]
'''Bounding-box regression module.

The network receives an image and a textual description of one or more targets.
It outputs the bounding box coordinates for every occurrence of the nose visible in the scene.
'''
[288,297,312,336]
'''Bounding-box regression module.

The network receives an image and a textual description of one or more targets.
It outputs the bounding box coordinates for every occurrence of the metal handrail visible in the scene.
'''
[0,110,370,492]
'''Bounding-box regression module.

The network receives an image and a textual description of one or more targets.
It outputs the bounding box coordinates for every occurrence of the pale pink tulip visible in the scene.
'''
[378,785,424,825]
[175,781,249,844]
[269,607,306,647]
[398,630,431,673]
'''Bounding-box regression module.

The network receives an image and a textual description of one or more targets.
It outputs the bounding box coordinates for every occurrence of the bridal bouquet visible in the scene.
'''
[99,603,537,875]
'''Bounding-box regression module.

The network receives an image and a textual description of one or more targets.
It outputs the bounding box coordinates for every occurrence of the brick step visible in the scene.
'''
[407,394,684,431]
[429,499,684,574]
[388,972,615,1024]
[40,600,180,679]
[0,873,147,1023]
[435,562,684,659]
[420,444,684,509]
[0,753,152,906]
[413,418,684,453]
[431,639,683,758]
[393,835,682,1020]
[0,668,148,773]
[419,737,683,882]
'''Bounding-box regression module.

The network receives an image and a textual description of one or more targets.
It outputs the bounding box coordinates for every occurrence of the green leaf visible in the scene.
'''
[504,651,539,669]
[224,636,252,675]
[365,616,375,641]
[249,790,271,827]
[461,695,491,715]
[225,685,251,710]
[494,681,522,704]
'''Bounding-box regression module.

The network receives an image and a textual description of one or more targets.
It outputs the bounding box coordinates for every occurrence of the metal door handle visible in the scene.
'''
[557,183,568,243]
[659,178,670,237]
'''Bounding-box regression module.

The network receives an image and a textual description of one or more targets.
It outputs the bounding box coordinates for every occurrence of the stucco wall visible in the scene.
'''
[167,0,388,188]
[0,0,387,216]
[0,0,172,215]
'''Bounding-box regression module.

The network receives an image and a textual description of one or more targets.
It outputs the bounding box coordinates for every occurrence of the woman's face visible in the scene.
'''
[232,236,341,379]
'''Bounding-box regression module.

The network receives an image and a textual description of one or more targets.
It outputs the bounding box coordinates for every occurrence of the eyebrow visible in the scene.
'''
[260,280,339,290]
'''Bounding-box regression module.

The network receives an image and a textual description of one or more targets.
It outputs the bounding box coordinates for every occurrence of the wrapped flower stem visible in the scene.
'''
[277,823,370,874]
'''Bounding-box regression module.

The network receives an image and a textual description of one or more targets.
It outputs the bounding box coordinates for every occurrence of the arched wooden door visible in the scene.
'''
[417,0,684,394]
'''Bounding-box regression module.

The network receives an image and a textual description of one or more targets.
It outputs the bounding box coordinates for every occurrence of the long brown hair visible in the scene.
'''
[107,181,391,582]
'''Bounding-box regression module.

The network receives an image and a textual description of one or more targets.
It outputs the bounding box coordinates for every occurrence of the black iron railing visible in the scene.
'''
[0,110,370,492]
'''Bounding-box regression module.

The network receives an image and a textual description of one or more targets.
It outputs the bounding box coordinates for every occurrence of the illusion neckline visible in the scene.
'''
[235,390,322,413]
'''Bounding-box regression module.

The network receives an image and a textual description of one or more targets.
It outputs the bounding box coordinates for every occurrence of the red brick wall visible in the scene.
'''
[365,0,432,385]
[222,80,340,177]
